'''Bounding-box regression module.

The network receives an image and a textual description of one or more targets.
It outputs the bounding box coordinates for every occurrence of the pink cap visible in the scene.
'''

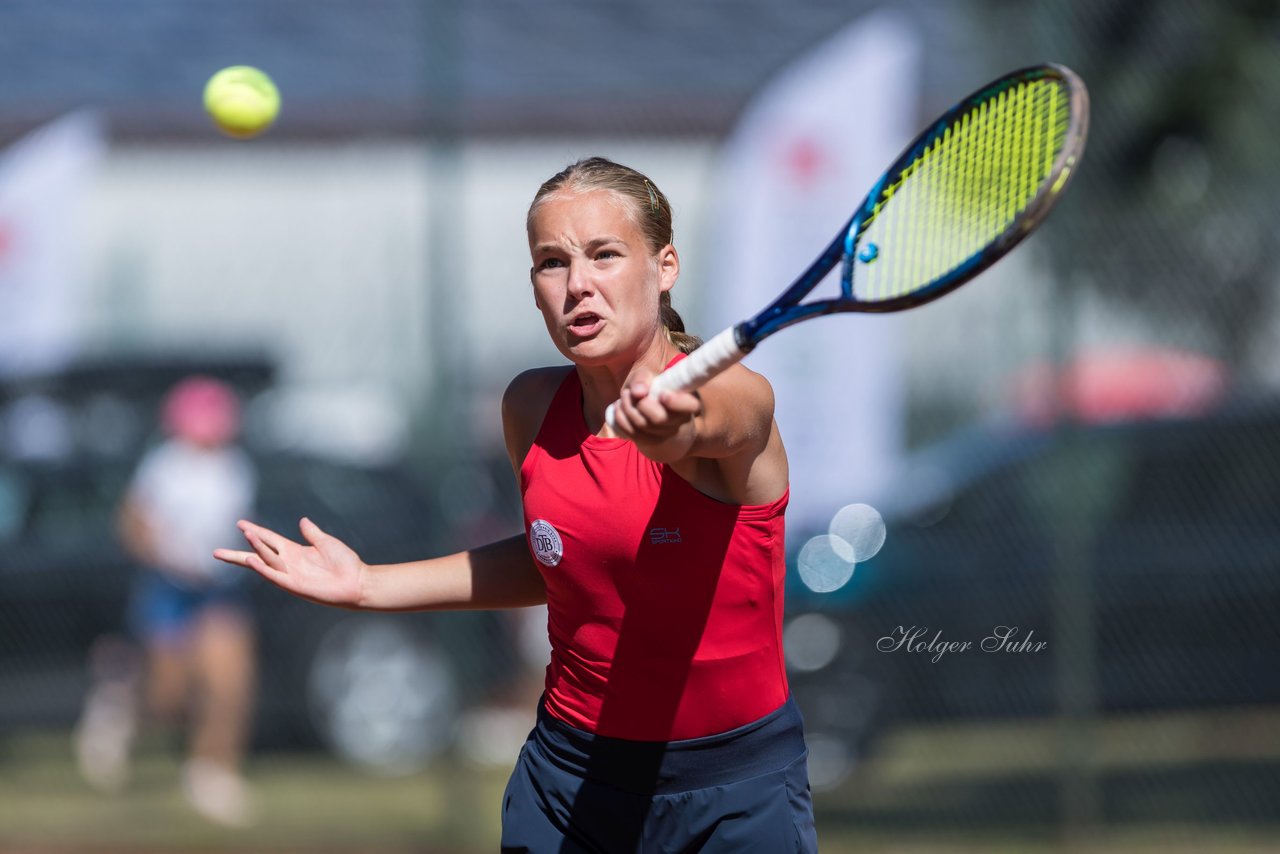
[162,376,241,445]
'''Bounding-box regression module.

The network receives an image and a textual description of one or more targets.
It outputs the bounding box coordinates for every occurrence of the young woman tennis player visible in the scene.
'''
[215,157,817,852]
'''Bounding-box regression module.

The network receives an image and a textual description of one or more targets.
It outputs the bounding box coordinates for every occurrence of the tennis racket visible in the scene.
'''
[606,62,1089,429]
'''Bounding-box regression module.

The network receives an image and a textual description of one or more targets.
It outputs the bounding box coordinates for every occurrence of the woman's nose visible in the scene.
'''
[566,262,594,298]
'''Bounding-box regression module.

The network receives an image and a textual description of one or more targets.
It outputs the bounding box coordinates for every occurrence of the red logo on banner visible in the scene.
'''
[781,136,829,189]
[0,220,11,262]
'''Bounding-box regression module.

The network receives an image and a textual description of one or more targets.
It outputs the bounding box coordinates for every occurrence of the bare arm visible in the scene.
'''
[362,533,546,611]
[214,369,567,612]
[215,518,546,611]
[213,369,567,612]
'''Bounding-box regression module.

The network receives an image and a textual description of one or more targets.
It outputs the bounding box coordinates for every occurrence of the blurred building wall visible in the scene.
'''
[75,139,721,453]
[73,133,1268,461]
[72,137,1089,457]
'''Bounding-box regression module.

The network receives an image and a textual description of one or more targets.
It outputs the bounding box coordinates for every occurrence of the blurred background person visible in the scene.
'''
[74,375,259,828]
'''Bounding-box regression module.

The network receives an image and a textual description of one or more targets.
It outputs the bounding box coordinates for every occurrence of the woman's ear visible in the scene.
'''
[657,244,680,294]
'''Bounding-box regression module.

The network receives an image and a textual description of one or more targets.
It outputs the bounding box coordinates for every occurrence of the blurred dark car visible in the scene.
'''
[0,355,522,772]
[784,399,1280,789]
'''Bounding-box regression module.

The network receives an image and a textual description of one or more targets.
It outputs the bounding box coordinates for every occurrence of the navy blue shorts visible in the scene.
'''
[128,570,249,646]
[500,696,817,853]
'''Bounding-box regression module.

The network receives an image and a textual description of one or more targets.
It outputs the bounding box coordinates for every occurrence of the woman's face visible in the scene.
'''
[528,189,677,367]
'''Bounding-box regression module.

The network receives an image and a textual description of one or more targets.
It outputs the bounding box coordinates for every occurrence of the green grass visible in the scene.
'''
[0,730,508,852]
[3,708,1280,853]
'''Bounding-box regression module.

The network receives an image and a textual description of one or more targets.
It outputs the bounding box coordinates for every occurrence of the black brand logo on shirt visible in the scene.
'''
[649,527,682,545]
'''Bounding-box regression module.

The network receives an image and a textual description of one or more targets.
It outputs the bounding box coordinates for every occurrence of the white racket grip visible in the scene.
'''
[604,327,747,431]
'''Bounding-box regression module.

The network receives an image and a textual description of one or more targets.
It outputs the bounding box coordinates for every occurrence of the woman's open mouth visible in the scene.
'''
[568,313,604,338]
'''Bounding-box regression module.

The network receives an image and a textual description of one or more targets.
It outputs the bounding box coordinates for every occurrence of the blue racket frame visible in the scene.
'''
[733,63,1089,353]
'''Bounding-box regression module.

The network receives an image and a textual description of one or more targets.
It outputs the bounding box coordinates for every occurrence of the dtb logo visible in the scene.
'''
[529,519,563,567]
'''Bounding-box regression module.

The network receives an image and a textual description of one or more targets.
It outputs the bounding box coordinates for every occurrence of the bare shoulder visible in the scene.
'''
[675,360,787,504]
[501,366,574,474]
[503,365,573,413]
[699,360,776,448]
[705,361,774,408]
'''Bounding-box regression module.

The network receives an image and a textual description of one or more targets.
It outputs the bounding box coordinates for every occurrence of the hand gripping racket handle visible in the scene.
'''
[604,326,748,432]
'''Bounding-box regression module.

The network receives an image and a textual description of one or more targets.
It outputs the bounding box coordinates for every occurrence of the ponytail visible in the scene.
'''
[660,291,702,354]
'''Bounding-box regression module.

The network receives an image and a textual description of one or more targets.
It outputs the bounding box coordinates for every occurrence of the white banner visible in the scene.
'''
[702,11,922,533]
[0,111,107,376]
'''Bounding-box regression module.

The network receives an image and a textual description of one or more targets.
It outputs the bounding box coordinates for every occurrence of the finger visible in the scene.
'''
[611,401,635,437]
[636,387,701,429]
[300,517,346,561]
[622,386,653,430]
[245,528,287,572]
[215,547,291,584]
[244,551,287,581]
[635,391,671,424]
[238,520,295,555]
[213,548,255,567]
[612,388,642,436]
[299,516,327,545]
[658,390,702,417]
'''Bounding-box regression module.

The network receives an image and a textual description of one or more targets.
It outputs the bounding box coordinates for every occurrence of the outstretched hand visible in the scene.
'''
[214,518,367,608]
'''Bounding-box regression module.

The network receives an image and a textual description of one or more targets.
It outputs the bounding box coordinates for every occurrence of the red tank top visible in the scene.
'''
[521,363,790,741]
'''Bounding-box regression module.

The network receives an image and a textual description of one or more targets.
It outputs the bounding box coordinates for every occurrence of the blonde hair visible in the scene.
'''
[528,157,701,354]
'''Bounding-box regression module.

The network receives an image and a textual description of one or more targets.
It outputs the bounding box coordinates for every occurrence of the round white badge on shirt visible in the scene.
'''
[529,519,563,567]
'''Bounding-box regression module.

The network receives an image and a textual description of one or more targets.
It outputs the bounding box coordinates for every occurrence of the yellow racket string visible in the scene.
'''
[856,77,1071,301]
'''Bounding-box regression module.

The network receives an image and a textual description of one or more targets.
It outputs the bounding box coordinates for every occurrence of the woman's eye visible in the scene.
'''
[596,250,618,260]
[538,258,565,270]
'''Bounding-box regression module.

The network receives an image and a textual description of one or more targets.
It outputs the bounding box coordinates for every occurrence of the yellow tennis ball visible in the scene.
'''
[203,66,280,139]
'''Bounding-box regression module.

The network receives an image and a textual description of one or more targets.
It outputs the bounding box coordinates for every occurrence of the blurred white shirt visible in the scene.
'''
[129,439,256,587]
